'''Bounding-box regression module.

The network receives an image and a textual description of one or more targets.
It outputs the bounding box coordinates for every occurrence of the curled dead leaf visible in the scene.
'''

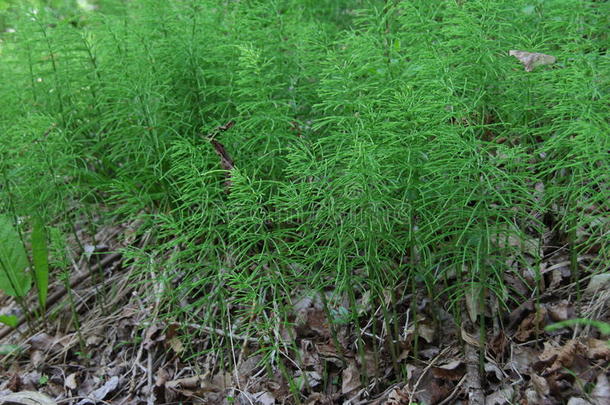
[431,360,465,381]
[460,327,481,347]
[509,50,557,72]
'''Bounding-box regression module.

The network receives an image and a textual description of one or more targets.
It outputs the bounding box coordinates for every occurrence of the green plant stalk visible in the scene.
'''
[35,18,67,128]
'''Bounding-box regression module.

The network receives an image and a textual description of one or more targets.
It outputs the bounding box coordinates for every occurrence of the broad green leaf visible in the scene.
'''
[0,215,31,296]
[0,314,18,328]
[31,216,49,310]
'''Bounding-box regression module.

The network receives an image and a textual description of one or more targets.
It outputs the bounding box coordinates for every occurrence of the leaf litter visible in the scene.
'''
[0,195,607,404]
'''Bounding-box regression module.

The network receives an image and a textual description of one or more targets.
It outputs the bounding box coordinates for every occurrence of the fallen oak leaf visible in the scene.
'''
[509,50,556,72]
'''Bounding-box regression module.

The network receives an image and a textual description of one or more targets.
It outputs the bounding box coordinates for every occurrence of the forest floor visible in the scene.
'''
[0,213,608,405]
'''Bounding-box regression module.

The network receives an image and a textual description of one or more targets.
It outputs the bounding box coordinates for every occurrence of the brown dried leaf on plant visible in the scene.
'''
[509,50,557,72]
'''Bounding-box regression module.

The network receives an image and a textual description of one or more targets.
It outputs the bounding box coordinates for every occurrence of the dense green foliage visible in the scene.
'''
[1,0,608,381]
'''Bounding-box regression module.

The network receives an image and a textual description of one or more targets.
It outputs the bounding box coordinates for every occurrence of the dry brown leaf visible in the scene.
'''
[64,373,78,390]
[489,331,508,360]
[0,391,57,405]
[539,339,587,374]
[584,338,610,361]
[142,324,163,350]
[155,368,170,387]
[167,336,184,354]
[20,372,43,391]
[547,300,572,322]
[509,50,557,72]
[591,373,610,405]
[514,306,547,342]
[76,376,119,405]
[252,391,276,405]
[165,375,218,396]
[304,392,336,405]
[485,385,514,405]
[508,345,540,374]
[431,360,465,381]
[28,333,63,352]
[341,360,361,395]
[306,309,331,338]
[7,373,22,392]
[484,362,504,382]
[384,386,409,404]
[415,378,451,405]
[296,371,322,391]
[361,350,380,378]
[531,373,550,397]
[418,321,436,344]
[585,273,610,294]
[461,327,481,347]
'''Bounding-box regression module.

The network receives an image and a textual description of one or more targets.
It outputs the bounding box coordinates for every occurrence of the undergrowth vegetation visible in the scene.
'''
[0,0,608,393]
